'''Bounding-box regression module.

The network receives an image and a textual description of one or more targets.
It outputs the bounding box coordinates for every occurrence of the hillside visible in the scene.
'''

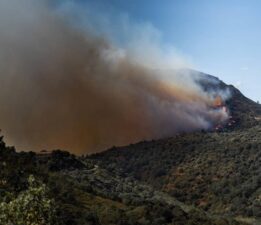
[0,72,260,225]
[87,73,261,223]
[89,124,261,218]
[187,69,260,130]
[0,137,246,225]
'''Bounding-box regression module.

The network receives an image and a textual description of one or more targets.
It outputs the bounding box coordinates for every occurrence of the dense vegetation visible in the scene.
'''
[0,135,250,225]
[89,124,261,219]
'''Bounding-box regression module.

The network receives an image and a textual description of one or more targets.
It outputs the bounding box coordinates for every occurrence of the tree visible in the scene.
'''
[0,175,58,225]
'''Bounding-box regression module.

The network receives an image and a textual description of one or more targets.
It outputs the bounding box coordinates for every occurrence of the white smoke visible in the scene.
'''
[0,0,229,154]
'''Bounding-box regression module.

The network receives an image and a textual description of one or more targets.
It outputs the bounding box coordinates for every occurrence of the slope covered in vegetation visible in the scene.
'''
[0,135,249,225]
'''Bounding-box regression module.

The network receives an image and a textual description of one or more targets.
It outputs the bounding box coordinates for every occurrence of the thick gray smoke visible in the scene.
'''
[0,0,228,154]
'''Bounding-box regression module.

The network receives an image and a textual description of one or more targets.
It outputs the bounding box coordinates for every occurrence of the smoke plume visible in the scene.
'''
[0,0,228,154]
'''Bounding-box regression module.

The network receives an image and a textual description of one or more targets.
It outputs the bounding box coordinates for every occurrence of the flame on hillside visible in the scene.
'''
[213,96,224,108]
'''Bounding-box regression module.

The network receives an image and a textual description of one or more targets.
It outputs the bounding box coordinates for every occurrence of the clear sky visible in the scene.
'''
[75,0,261,102]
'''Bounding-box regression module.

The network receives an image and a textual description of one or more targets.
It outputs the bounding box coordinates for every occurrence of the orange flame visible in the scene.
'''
[213,96,223,107]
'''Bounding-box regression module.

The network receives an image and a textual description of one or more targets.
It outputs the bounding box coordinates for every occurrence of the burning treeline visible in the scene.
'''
[0,0,229,154]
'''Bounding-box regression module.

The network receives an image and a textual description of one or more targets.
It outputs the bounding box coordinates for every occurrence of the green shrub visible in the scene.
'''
[0,175,58,225]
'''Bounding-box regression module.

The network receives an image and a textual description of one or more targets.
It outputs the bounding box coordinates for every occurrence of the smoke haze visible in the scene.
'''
[0,0,228,154]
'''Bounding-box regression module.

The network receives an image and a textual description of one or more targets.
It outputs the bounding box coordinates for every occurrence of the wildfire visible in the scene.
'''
[212,96,236,131]
[213,96,223,107]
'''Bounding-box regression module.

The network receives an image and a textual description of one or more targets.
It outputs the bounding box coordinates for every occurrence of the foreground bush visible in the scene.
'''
[0,175,58,225]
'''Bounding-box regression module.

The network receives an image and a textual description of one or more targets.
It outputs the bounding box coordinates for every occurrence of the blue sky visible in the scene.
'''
[72,0,261,102]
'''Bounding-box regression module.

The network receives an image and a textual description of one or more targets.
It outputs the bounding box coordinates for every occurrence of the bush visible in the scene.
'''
[0,175,58,225]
